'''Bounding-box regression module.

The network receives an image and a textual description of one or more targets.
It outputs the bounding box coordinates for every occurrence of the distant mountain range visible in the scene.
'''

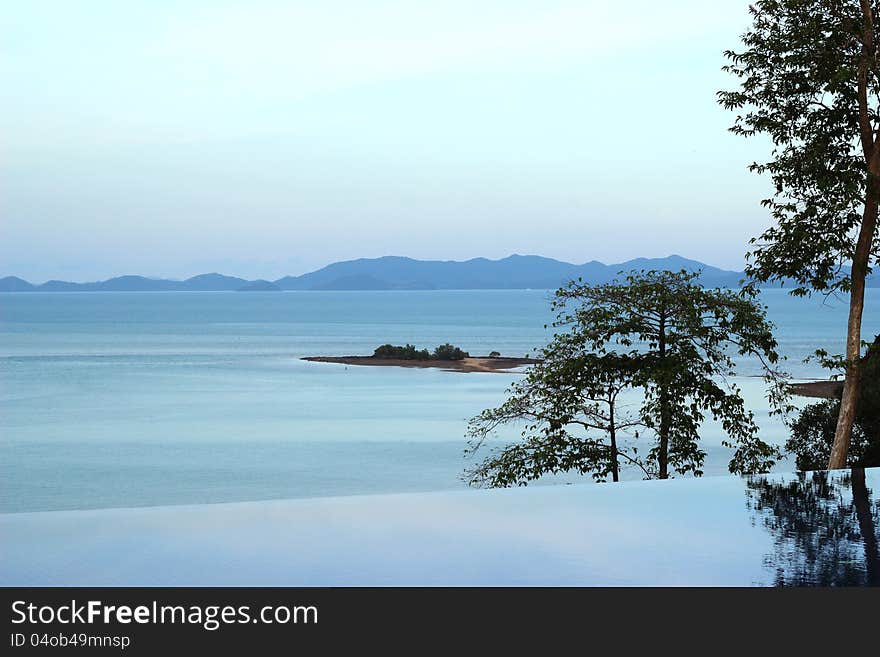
[1,254,873,292]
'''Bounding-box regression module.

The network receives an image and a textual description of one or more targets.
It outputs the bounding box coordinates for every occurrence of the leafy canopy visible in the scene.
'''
[464,270,790,487]
[464,348,643,486]
[372,343,470,361]
[718,0,880,295]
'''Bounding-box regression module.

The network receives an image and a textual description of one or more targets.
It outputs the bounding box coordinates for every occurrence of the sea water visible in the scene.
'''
[1,289,876,512]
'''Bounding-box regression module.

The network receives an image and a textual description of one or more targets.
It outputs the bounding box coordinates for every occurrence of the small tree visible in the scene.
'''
[465,270,789,485]
[718,0,880,468]
[432,344,469,361]
[373,344,430,359]
[465,348,645,486]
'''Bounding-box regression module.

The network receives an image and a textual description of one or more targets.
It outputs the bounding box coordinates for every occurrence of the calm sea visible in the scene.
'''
[1,289,877,512]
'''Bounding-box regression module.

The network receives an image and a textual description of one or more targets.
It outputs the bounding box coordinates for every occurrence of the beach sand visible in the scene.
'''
[301,355,540,373]
[304,357,848,393]
[789,380,842,399]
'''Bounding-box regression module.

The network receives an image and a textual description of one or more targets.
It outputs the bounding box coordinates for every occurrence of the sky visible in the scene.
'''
[1,1,774,283]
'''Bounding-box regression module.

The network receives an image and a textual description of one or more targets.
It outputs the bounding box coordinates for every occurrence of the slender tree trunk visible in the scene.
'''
[658,314,669,479]
[829,191,879,469]
[609,396,619,483]
[850,468,879,586]
[836,3,880,469]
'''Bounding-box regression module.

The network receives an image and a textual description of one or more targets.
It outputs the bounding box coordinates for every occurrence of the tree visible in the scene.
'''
[372,343,470,360]
[432,343,469,360]
[465,270,789,486]
[786,336,880,469]
[373,344,430,360]
[718,0,880,469]
[464,348,645,486]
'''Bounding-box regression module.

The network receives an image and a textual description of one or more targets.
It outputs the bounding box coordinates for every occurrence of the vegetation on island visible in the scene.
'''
[464,270,790,486]
[373,343,470,361]
[719,0,880,469]
[373,344,430,360]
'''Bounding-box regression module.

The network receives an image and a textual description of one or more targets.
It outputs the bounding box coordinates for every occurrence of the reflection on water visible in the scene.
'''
[2,468,880,585]
[746,469,879,586]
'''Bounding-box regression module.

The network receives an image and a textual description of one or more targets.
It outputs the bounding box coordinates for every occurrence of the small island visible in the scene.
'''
[303,343,540,373]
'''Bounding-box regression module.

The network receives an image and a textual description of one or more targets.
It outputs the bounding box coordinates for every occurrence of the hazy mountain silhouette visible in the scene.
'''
[236,279,281,292]
[3,254,873,291]
[182,273,249,290]
[0,276,35,291]
[272,254,748,290]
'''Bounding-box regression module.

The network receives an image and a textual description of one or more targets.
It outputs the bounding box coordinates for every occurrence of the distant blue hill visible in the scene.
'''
[272,254,751,290]
[1,273,246,292]
[182,273,249,291]
[0,276,35,291]
[3,255,876,291]
[236,279,281,292]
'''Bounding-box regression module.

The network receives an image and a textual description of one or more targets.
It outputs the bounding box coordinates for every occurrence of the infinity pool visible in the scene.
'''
[2,468,877,586]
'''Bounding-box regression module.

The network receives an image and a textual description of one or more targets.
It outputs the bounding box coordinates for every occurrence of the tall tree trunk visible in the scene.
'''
[829,191,879,469]
[850,468,879,586]
[658,314,669,479]
[836,2,880,469]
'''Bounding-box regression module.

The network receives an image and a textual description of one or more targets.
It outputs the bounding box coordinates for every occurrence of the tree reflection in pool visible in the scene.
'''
[746,468,879,586]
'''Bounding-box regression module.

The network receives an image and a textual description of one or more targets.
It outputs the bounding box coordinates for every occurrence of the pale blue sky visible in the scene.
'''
[1,1,770,282]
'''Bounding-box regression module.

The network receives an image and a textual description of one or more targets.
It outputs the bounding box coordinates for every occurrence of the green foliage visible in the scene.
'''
[432,343,469,361]
[372,344,430,360]
[718,0,880,296]
[786,336,880,468]
[465,348,644,486]
[372,343,469,361]
[787,400,849,469]
[464,270,790,487]
[488,351,501,358]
